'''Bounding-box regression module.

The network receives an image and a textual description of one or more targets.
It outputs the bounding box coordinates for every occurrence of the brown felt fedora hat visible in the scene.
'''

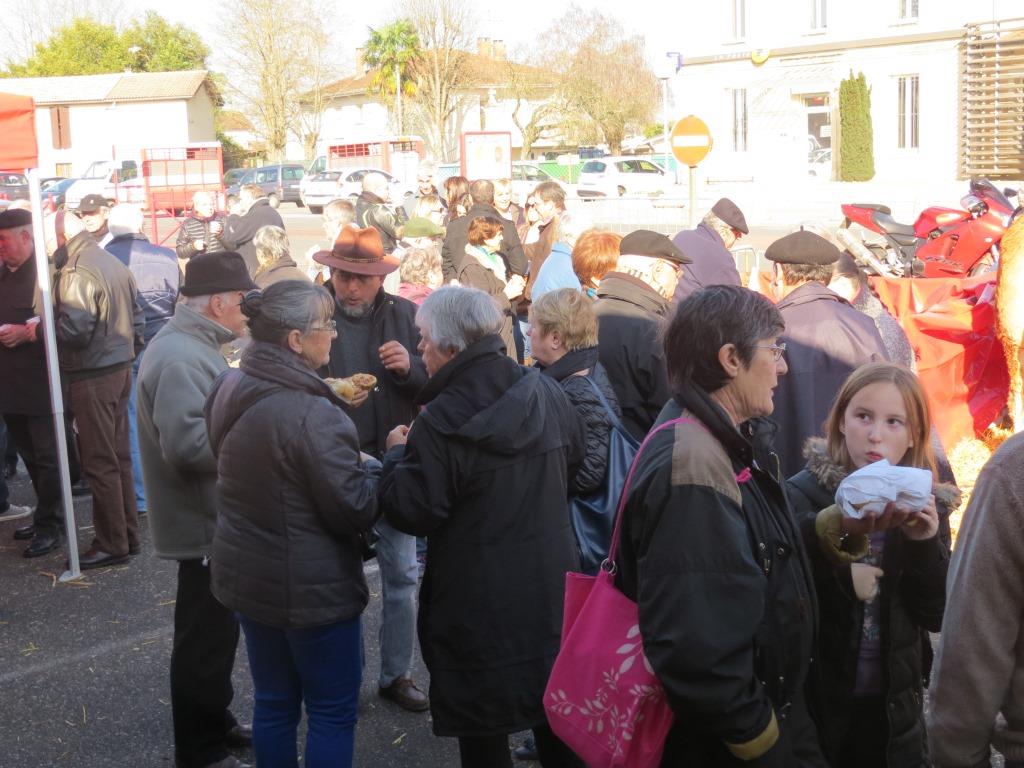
[312,226,399,275]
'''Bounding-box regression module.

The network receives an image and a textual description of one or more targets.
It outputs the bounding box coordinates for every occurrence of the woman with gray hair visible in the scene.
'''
[380,285,586,768]
[613,284,826,767]
[252,225,310,289]
[205,280,380,768]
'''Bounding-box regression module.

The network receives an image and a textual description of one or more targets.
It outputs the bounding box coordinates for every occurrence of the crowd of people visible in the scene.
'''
[0,168,1022,768]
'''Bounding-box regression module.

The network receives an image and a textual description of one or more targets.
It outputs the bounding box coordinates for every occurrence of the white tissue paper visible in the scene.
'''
[834,460,932,519]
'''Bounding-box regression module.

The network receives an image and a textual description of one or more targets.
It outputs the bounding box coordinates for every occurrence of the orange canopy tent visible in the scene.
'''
[1,91,82,579]
[0,92,38,169]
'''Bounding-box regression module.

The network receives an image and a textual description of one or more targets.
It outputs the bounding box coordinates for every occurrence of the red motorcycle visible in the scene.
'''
[837,179,1020,278]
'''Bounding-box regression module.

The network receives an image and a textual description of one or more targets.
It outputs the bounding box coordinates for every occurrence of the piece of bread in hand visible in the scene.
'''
[325,373,378,401]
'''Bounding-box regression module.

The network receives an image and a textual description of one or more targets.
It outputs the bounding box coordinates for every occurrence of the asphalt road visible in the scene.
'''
[0,464,484,768]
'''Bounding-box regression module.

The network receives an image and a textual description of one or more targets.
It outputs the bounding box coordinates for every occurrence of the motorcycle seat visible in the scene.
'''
[871,210,917,239]
[852,203,892,215]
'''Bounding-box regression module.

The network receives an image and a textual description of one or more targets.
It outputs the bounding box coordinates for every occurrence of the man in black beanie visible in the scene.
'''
[136,250,256,768]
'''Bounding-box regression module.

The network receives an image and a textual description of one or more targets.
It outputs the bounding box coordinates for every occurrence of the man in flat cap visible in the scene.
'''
[672,197,746,303]
[53,210,146,569]
[0,209,55,545]
[595,229,692,440]
[767,229,890,476]
[137,251,256,768]
[78,193,113,247]
[313,227,431,714]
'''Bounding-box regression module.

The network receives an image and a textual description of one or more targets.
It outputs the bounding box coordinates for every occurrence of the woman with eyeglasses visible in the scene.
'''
[205,280,381,768]
[615,284,827,767]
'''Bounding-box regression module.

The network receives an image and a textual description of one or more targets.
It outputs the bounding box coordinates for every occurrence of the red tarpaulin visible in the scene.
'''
[0,92,38,169]
[871,274,1009,451]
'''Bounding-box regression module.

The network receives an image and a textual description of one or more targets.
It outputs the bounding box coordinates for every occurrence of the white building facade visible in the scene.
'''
[0,70,217,177]
[668,1,1022,186]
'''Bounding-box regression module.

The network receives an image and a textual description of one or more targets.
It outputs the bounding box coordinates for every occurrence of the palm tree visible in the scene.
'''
[363,20,420,134]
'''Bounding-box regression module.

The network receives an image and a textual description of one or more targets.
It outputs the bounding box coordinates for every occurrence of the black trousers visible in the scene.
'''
[2,413,62,536]
[836,695,889,768]
[170,559,240,768]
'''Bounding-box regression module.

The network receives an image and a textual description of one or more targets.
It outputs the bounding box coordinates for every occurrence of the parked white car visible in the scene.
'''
[300,167,412,213]
[510,162,575,203]
[576,156,675,199]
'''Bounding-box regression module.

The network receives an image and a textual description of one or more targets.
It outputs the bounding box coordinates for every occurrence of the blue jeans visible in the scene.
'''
[128,355,146,511]
[374,517,418,687]
[239,614,362,768]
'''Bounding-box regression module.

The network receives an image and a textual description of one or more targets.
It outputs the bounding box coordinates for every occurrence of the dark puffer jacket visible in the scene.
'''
[356,190,408,254]
[616,385,826,767]
[787,438,957,768]
[174,214,226,261]
[538,346,620,494]
[205,341,381,629]
[222,198,285,275]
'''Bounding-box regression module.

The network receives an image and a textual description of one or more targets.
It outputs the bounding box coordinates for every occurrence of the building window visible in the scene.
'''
[897,75,919,148]
[732,0,745,38]
[56,163,73,177]
[899,0,918,19]
[810,0,827,29]
[731,88,748,151]
[50,106,71,149]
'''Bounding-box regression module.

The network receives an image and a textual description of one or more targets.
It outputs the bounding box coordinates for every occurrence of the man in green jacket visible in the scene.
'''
[136,251,256,768]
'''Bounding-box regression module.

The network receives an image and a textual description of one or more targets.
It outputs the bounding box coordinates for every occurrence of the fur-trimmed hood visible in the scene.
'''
[801,437,962,510]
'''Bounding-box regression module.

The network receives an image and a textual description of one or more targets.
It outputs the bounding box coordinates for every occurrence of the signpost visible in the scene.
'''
[670,115,713,227]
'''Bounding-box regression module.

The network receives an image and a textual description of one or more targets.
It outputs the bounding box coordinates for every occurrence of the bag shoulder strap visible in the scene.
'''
[605,414,701,566]
[579,373,627,433]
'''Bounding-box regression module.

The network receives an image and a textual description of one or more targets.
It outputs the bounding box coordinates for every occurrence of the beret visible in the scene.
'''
[711,198,748,234]
[765,230,840,266]
[0,208,31,229]
[619,229,692,264]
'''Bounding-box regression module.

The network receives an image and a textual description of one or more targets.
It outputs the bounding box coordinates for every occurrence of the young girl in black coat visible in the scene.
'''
[788,363,958,768]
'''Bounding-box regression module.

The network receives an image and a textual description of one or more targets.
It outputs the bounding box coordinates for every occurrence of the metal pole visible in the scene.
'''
[26,169,81,581]
[688,165,697,228]
[662,79,670,182]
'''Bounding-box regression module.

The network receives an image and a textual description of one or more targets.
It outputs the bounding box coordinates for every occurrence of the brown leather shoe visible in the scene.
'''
[78,547,130,570]
[378,676,429,712]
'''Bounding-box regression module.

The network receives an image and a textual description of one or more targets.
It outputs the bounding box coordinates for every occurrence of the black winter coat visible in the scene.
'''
[380,334,584,737]
[222,198,285,275]
[671,222,742,303]
[441,202,527,282]
[205,341,380,629]
[771,282,890,477]
[787,438,956,768]
[616,384,827,768]
[319,287,428,457]
[355,191,408,254]
[594,272,672,441]
[0,261,49,415]
[538,346,621,494]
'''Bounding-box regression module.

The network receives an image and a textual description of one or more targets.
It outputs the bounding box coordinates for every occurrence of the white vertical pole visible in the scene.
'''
[26,169,81,581]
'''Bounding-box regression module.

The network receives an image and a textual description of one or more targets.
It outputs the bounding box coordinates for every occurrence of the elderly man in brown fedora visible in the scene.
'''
[312,226,430,713]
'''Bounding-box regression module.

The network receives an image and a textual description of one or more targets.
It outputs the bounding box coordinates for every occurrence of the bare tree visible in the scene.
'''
[219,0,339,162]
[501,53,560,159]
[399,0,475,161]
[538,6,658,153]
[0,0,126,66]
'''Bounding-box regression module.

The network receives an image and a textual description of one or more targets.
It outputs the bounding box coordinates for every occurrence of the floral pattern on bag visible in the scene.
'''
[547,623,667,758]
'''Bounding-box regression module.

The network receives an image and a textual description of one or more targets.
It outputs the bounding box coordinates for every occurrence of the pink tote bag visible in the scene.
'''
[545,417,693,768]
